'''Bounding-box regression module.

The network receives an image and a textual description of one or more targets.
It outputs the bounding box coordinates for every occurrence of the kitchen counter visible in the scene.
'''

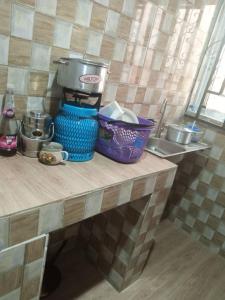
[0,152,177,299]
[0,152,175,218]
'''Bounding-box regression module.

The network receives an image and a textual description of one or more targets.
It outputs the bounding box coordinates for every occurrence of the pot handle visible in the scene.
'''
[53,58,69,65]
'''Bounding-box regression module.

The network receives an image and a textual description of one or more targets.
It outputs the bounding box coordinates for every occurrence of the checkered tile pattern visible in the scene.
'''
[0,234,48,300]
[80,171,174,291]
[0,1,215,123]
[167,126,225,258]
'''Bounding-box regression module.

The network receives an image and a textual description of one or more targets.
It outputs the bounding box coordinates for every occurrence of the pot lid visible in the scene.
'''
[61,57,109,68]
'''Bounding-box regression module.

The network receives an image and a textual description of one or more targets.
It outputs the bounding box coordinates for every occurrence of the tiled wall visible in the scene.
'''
[0,0,216,121]
[0,234,48,300]
[167,121,225,258]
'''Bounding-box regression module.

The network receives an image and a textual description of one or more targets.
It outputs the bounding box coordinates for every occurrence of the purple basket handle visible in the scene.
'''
[106,119,155,128]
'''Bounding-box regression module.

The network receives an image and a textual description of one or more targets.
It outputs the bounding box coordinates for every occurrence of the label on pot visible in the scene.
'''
[79,74,101,84]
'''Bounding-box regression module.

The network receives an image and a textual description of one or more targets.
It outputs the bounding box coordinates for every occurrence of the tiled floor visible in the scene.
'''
[46,220,225,300]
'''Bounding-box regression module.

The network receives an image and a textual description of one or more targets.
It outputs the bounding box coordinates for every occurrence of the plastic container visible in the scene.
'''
[53,104,99,161]
[185,123,204,143]
[96,114,155,163]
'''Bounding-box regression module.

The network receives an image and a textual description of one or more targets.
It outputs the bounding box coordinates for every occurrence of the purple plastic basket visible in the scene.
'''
[96,114,155,163]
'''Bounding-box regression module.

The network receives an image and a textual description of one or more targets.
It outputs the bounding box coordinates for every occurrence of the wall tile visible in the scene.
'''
[29,71,48,96]
[87,31,103,56]
[105,10,120,37]
[122,0,136,17]
[0,288,21,300]
[27,96,44,112]
[91,3,107,30]
[9,37,31,66]
[9,210,39,245]
[118,181,133,205]
[56,0,76,22]
[0,34,9,65]
[103,82,118,102]
[75,0,93,27]
[0,266,23,297]
[33,13,55,45]
[36,0,57,16]
[0,1,11,36]
[71,25,88,52]
[17,0,35,6]
[95,0,109,6]
[118,15,132,40]
[11,4,34,40]
[64,196,86,226]
[113,39,127,62]
[101,185,120,212]
[85,190,104,218]
[109,0,123,12]
[0,67,8,94]
[101,35,115,60]
[38,203,63,234]
[31,43,51,71]
[25,237,45,263]
[0,218,8,250]
[54,20,73,49]
[0,244,25,273]
[7,67,28,95]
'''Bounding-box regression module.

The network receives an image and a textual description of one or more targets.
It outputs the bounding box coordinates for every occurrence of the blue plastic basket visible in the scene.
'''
[53,104,99,162]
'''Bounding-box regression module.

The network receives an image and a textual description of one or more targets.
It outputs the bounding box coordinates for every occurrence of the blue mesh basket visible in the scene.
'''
[53,104,98,162]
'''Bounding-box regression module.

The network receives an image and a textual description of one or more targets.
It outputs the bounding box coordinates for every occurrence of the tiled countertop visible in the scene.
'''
[0,152,176,218]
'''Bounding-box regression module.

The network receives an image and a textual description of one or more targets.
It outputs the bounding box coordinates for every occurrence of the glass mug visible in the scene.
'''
[39,142,69,165]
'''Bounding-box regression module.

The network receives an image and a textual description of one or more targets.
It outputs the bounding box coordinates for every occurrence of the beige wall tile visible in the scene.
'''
[33,12,54,45]
[9,210,39,246]
[25,238,45,263]
[20,277,40,300]
[0,1,11,36]
[100,35,115,60]
[117,15,132,40]
[0,266,23,297]
[56,0,76,22]
[90,3,107,30]
[31,43,51,71]
[50,47,70,71]
[0,66,8,94]
[131,177,147,201]
[109,0,123,12]
[101,185,120,212]
[64,196,86,226]
[14,95,27,118]
[9,37,31,66]
[0,288,21,300]
[71,25,88,53]
[109,61,123,81]
[29,71,48,96]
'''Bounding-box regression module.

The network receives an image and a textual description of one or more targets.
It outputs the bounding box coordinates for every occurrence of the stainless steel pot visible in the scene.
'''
[19,123,54,158]
[166,124,193,145]
[54,58,109,94]
[22,111,53,139]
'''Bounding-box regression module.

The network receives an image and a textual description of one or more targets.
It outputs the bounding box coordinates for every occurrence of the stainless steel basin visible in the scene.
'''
[145,137,210,162]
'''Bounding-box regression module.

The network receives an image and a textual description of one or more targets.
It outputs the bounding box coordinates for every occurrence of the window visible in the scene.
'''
[186,0,225,127]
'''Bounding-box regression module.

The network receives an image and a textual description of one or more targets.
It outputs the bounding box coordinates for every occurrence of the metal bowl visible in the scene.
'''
[166,124,193,145]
